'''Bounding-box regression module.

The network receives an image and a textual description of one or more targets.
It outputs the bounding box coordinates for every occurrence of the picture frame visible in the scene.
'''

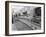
[5,1,45,36]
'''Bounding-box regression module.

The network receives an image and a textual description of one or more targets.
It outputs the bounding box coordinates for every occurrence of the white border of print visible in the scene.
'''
[9,3,44,34]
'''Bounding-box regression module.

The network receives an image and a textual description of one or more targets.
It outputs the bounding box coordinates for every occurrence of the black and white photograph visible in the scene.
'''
[5,1,45,36]
[12,6,41,30]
